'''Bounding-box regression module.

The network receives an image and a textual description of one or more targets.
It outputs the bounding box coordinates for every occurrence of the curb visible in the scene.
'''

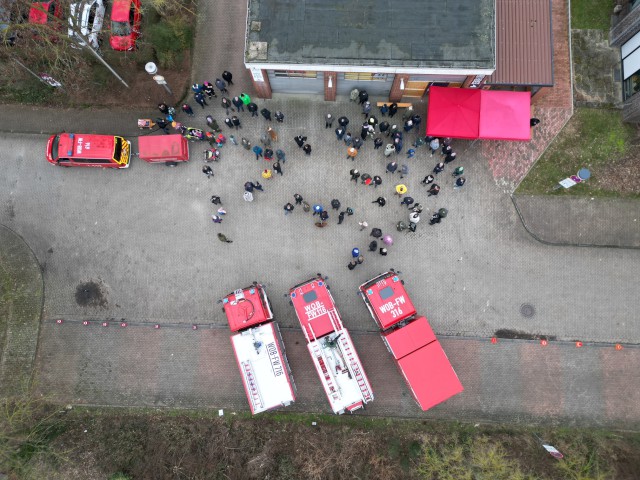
[510,194,640,250]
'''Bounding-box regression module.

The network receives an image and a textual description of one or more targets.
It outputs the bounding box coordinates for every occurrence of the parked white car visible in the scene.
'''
[68,0,104,49]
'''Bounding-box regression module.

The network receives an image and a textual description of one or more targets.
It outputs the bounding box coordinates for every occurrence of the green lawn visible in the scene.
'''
[571,0,615,30]
[516,108,639,198]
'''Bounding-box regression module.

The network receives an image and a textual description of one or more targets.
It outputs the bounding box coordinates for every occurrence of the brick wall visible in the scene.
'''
[531,0,572,109]
[249,69,272,99]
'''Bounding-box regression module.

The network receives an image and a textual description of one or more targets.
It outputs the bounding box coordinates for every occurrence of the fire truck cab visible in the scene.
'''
[289,275,373,414]
[359,271,463,411]
[222,283,295,415]
[46,132,131,168]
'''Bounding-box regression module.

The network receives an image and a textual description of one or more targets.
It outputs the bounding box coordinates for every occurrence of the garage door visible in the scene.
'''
[267,70,324,94]
[336,72,394,96]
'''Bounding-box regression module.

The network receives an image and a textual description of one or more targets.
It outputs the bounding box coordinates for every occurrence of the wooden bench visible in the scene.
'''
[376,102,413,108]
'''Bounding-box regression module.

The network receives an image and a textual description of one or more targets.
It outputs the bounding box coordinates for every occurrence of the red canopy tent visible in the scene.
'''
[426,87,531,141]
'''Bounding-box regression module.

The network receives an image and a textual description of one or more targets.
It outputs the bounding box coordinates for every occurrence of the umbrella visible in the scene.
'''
[382,235,393,245]
[352,248,360,258]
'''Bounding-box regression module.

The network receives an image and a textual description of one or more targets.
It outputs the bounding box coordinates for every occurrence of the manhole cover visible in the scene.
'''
[520,304,535,318]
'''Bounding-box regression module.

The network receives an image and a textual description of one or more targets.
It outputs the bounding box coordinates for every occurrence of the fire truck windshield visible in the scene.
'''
[378,286,395,300]
[302,290,318,303]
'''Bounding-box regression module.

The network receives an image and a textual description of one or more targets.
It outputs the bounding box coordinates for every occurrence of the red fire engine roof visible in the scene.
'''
[385,318,463,411]
[57,133,117,160]
[137,134,189,162]
[223,284,273,332]
[360,272,417,330]
[383,316,436,360]
[289,277,342,341]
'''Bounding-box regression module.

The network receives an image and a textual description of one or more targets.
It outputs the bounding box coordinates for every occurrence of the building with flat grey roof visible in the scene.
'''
[245,0,555,102]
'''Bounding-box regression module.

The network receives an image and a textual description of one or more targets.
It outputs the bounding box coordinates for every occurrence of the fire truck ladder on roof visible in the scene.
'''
[242,361,263,411]
[338,335,373,403]
[308,323,341,402]
[327,307,343,331]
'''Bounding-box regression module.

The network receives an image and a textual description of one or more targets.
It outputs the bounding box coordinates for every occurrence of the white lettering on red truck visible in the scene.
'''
[378,295,406,318]
[304,300,327,320]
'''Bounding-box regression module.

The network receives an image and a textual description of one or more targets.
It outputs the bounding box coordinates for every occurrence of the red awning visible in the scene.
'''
[426,87,531,141]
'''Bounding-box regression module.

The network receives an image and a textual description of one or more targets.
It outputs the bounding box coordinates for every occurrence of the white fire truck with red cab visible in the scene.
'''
[221,283,296,415]
[289,275,374,414]
[359,271,463,411]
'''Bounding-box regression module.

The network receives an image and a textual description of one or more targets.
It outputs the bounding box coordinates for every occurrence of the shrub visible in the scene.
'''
[147,16,193,68]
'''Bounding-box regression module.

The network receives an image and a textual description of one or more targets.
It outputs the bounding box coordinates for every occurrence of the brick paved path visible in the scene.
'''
[35,321,640,429]
[481,0,574,190]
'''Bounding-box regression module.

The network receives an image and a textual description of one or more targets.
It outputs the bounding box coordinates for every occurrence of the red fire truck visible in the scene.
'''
[289,275,374,414]
[221,283,296,415]
[359,271,463,411]
[46,133,189,168]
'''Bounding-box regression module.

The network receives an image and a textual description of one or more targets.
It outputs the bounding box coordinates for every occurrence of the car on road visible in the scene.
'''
[0,0,20,46]
[109,0,140,51]
[68,0,105,49]
[28,0,62,26]
[46,133,131,168]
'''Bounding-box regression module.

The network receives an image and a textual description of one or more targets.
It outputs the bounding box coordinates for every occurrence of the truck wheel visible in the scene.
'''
[165,161,178,167]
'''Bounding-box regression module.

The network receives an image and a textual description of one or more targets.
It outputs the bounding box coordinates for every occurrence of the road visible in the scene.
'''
[1,131,638,344]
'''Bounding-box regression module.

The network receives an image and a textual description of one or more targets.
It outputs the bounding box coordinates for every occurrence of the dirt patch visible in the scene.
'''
[75,281,108,308]
[35,412,638,480]
[595,148,640,195]
[67,55,192,108]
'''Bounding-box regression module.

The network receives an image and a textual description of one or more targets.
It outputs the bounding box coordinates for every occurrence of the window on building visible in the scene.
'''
[622,31,640,100]
[343,72,389,81]
[273,70,317,78]
[623,72,640,101]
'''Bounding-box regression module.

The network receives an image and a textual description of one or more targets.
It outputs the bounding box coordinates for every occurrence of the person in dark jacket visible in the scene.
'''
[203,82,216,98]
[260,108,272,121]
[215,78,228,93]
[294,135,307,148]
[232,96,244,112]
[247,103,258,117]
[222,70,233,85]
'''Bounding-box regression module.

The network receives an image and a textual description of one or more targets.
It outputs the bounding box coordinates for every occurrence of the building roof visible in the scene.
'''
[486,0,553,86]
[245,0,495,70]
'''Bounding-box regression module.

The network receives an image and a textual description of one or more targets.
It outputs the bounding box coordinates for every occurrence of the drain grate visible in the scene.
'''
[520,303,535,318]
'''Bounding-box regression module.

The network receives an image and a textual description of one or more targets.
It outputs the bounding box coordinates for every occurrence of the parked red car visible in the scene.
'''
[28,1,62,26]
[109,0,140,51]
